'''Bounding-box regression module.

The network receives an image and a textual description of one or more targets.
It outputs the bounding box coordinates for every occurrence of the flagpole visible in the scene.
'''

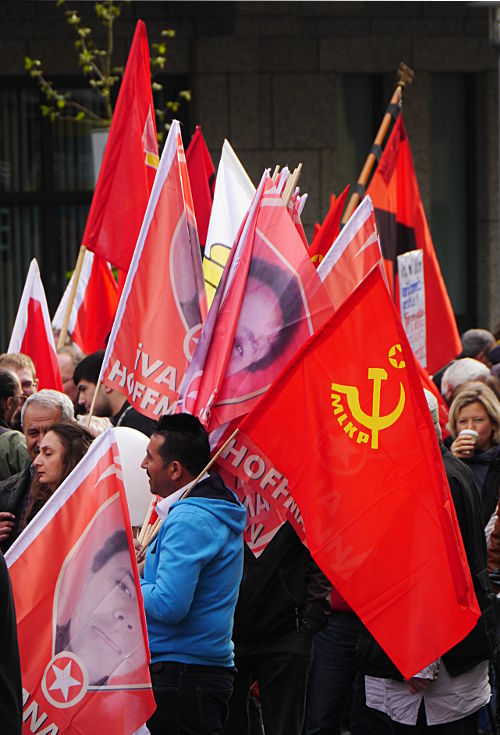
[282,163,303,207]
[340,62,414,226]
[86,376,102,427]
[57,245,87,349]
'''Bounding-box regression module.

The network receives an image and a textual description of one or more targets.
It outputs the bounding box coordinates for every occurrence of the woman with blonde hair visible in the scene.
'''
[448,381,500,526]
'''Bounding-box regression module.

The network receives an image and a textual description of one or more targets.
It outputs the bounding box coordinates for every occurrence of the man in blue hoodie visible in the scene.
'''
[139,413,246,735]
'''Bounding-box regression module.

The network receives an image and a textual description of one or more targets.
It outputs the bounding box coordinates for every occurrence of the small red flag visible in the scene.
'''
[235,266,479,678]
[52,250,118,354]
[186,125,215,251]
[8,260,63,391]
[309,185,350,267]
[6,429,155,733]
[367,115,461,374]
[82,20,158,272]
[100,120,207,419]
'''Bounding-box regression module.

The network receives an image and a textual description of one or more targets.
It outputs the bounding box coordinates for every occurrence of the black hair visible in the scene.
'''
[0,369,20,402]
[244,258,304,373]
[153,413,210,477]
[91,530,129,573]
[73,350,105,386]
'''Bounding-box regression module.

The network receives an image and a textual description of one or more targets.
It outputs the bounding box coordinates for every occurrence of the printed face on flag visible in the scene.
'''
[6,431,154,732]
[53,499,144,689]
[180,176,332,429]
[101,121,207,420]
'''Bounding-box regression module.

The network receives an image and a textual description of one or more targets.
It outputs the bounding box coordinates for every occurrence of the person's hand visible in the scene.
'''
[405,677,431,694]
[134,538,146,574]
[450,433,477,459]
[0,512,15,542]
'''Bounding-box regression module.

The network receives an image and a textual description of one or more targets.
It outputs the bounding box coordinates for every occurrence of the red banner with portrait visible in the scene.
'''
[177,173,333,430]
[5,430,155,734]
[100,120,207,419]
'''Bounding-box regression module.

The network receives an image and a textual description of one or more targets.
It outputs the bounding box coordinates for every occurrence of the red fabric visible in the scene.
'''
[82,20,158,272]
[178,175,332,430]
[101,123,207,420]
[366,115,461,374]
[318,199,384,311]
[186,125,215,250]
[72,255,118,354]
[6,435,155,733]
[20,299,63,391]
[237,266,479,679]
[309,186,350,267]
[416,359,451,440]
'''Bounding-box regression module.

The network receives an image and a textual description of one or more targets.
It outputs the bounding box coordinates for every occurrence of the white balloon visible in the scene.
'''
[112,427,152,526]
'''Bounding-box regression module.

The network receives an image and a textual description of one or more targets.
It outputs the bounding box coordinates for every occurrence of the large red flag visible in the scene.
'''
[52,250,118,354]
[309,185,350,267]
[100,120,207,419]
[5,429,155,733]
[177,172,333,431]
[8,260,63,391]
[186,125,215,251]
[233,266,478,679]
[366,115,461,374]
[82,20,158,272]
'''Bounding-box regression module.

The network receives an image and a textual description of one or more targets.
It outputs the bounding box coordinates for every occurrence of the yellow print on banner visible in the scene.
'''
[331,344,406,450]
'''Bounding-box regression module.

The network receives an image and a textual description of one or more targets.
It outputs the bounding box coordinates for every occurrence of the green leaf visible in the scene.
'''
[24,56,33,70]
[179,89,191,102]
[161,29,176,38]
[75,111,86,122]
[152,82,163,92]
[56,98,66,109]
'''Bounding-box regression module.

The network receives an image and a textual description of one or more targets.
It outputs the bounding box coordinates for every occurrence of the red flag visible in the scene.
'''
[309,185,350,267]
[100,120,207,419]
[366,115,461,374]
[8,260,63,391]
[52,250,118,354]
[178,173,332,430]
[82,20,158,272]
[235,266,478,678]
[316,196,385,311]
[5,429,155,733]
[416,359,450,440]
[186,125,215,251]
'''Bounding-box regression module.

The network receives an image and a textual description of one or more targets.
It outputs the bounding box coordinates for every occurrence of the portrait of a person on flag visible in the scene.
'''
[53,497,146,689]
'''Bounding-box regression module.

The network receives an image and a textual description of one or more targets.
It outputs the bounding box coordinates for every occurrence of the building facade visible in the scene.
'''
[0,1,498,358]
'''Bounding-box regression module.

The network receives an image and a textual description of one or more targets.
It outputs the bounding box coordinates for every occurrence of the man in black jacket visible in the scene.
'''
[224,521,331,735]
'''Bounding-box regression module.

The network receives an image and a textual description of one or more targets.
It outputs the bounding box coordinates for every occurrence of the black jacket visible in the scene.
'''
[0,466,31,553]
[232,521,331,646]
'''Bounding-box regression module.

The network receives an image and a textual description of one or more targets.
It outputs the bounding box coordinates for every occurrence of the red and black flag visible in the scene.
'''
[366,114,461,375]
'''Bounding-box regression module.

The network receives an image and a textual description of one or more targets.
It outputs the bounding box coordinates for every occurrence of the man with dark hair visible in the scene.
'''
[139,413,246,735]
[74,350,155,436]
[0,370,30,482]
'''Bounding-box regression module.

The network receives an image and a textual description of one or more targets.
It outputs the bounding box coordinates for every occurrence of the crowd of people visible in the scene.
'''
[1,327,500,734]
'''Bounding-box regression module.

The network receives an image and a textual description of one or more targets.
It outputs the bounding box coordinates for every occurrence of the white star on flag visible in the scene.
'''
[49,661,82,701]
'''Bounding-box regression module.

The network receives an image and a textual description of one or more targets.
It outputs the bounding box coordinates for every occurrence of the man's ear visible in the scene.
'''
[102,384,113,395]
[169,460,183,482]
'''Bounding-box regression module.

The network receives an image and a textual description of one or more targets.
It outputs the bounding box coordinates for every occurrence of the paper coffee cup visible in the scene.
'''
[458,429,479,442]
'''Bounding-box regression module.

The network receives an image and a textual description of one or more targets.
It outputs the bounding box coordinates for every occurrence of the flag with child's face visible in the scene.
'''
[6,429,155,734]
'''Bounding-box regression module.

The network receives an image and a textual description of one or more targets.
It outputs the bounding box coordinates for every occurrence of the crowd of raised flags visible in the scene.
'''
[3,18,476,734]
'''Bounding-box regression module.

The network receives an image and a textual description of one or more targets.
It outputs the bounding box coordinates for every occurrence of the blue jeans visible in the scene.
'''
[305,611,393,735]
[147,661,235,735]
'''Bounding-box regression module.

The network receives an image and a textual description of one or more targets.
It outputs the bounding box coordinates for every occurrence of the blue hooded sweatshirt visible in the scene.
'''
[140,473,246,667]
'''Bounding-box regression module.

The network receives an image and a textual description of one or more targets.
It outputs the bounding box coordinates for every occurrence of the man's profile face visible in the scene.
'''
[76,379,111,417]
[141,434,174,498]
[23,404,63,460]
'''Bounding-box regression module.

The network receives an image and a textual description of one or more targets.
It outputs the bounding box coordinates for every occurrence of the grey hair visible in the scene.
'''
[21,389,74,427]
[461,329,495,358]
[441,358,490,402]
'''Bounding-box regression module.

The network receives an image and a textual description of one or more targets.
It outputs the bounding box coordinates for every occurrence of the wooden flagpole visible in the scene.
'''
[340,62,414,226]
[282,163,303,207]
[57,244,87,349]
